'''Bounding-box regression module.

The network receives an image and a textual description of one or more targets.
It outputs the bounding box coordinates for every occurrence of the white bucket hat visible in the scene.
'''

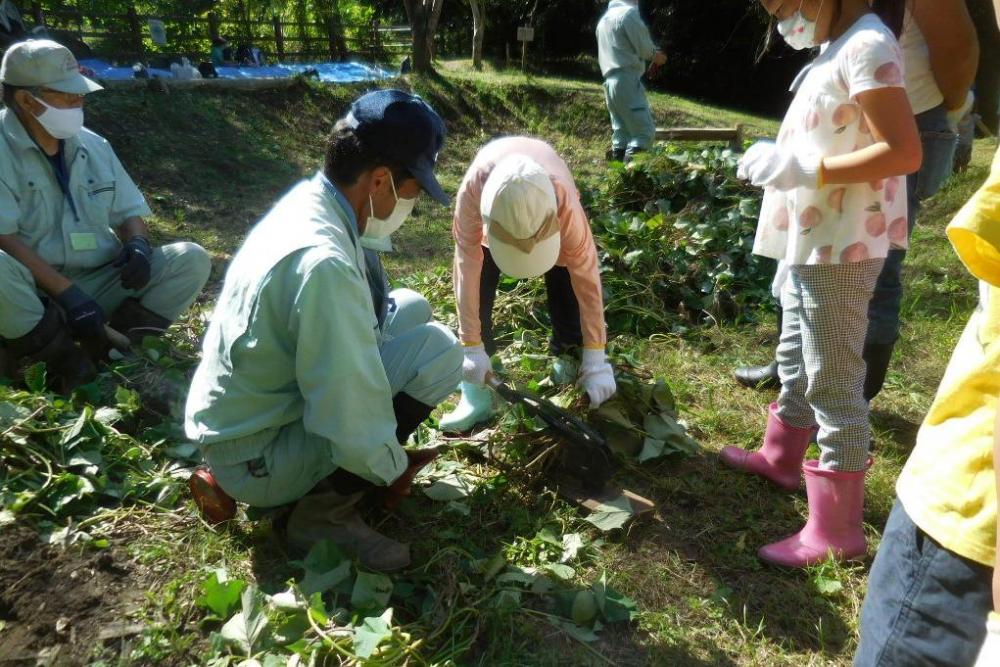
[481,154,560,279]
[1,39,102,94]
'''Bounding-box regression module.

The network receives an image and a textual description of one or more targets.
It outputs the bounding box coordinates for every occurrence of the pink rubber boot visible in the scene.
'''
[720,403,813,491]
[758,459,869,568]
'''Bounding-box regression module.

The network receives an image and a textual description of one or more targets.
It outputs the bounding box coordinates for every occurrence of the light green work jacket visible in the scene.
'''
[596,0,659,78]
[0,109,151,273]
[184,172,406,486]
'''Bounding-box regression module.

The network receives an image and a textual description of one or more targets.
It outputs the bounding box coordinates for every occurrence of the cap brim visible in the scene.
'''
[487,228,560,279]
[409,155,449,206]
[48,72,103,95]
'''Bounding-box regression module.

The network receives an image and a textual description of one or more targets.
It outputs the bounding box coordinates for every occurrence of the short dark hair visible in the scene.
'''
[1,83,31,109]
[324,118,413,187]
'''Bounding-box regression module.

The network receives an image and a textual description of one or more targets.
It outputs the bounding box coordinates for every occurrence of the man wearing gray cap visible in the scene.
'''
[0,40,211,392]
[185,89,461,571]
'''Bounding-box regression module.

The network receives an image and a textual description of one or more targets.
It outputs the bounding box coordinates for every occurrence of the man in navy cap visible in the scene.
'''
[184,90,461,571]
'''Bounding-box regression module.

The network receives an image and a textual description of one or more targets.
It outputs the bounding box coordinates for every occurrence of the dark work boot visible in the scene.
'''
[624,147,646,164]
[4,303,97,393]
[393,392,435,444]
[109,297,172,344]
[734,306,784,391]
[863,342,896,402]
[607,147,626,163]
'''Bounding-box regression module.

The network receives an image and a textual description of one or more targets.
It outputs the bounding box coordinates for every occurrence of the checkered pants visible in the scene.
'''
[775,259,884,472]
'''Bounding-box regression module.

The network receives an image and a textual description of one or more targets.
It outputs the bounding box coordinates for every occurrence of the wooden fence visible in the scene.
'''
[28,4,410,64]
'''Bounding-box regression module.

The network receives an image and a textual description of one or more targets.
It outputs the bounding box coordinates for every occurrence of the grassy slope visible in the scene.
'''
[74,63,995,666]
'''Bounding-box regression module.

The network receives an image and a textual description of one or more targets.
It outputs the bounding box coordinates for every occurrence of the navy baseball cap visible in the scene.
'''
[345,89,449,206]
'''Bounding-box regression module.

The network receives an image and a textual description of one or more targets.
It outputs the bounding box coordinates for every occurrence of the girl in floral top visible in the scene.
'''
[720,0,921,568]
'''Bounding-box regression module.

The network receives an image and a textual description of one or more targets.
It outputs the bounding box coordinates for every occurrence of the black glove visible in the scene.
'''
[112,236,152,291]
[54,284,106,340]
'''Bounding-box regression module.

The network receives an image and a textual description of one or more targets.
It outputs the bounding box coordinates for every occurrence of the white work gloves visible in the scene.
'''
[947,90,975,134]
[974,613,1000,667]
[737,141,821,192]
[577,348,617,409]
[462,344,492,385]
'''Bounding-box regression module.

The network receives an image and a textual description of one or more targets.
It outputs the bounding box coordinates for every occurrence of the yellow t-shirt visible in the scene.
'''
[896,147,1000,568]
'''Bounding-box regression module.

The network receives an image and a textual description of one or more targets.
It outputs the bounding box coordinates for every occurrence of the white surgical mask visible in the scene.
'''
[777,0,823,51]
[32,96,85,139]
[364,173,415,245]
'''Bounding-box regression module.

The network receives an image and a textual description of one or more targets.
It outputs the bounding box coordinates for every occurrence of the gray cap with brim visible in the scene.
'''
[1,39,103,94]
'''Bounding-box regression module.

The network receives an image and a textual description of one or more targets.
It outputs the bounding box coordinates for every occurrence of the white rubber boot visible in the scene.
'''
[438,381,495,433]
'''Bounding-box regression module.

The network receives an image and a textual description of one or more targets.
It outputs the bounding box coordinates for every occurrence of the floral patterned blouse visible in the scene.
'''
[754,14,909,266]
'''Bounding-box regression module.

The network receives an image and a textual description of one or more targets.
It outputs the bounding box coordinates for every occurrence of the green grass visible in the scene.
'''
[5,63,996,665]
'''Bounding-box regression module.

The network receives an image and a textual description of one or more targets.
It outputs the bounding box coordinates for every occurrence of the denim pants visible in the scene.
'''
[854,500,993,667]
[866,105,958,346]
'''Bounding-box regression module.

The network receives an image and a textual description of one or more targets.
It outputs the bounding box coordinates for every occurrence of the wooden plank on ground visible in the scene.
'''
[557,480,655,518]
[655,125,743,148]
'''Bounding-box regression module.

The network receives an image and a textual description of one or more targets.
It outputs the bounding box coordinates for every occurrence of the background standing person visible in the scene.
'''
[733,0,979,400]
[596,0,667,163]
[0,40,211,393]
[439,136,616,433]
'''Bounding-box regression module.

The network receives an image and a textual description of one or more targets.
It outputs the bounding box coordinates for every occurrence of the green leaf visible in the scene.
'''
[196,570,247,618]
[560,533,585,563]
[651,379,676,413]
[594,403,633,429]
[299,540,352,596]
[492,589,522,611]
[543,563,576,581]
[352,608,393,659]
[445,500,471,515]
[638,437,667,463]
[351,571,393,611]
[548,616,600,643]
[601,585,639,624]
[61,406,92,446]
[24,363,46,393]
[114,386,141,414]
[814,577,843,596]
[584,494,633,531]
[93,406,123,426]
[422,473,474,501]
[220,586,268,655]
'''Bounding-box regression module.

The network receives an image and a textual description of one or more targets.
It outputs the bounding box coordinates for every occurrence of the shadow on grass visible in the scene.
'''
[619,453,861,660]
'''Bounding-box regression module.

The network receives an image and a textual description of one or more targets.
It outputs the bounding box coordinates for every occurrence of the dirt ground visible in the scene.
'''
[0,527,146,666]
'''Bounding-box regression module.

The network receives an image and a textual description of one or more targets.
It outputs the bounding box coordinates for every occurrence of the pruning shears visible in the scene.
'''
[485,373,618,493]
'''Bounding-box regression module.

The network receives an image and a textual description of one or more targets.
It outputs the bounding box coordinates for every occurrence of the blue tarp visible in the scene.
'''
[78,59,396,84]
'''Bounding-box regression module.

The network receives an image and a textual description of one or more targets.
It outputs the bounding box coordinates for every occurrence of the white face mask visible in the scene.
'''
[776,0,823,51]
[32,96,85,139]
[364,173,415,242]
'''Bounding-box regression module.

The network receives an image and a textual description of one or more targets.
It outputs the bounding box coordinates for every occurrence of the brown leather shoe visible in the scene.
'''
[188,467,237,524]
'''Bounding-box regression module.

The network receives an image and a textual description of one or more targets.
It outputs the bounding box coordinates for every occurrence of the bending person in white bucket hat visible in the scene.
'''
[441,136,616,432]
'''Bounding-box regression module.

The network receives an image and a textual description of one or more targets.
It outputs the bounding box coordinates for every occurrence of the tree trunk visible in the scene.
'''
[470,0,484,70]
[428,0,445,63]
[403,0,444,74]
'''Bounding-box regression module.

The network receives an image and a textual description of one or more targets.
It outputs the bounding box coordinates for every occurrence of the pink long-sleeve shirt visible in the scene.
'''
[453,137,607,348]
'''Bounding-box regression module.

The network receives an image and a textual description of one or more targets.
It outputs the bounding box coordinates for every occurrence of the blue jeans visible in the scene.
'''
[854,500,993,666]
[866,105,958,346]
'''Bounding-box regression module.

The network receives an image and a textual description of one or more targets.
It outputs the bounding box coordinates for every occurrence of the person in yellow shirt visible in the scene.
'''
[853,143,1000,665]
